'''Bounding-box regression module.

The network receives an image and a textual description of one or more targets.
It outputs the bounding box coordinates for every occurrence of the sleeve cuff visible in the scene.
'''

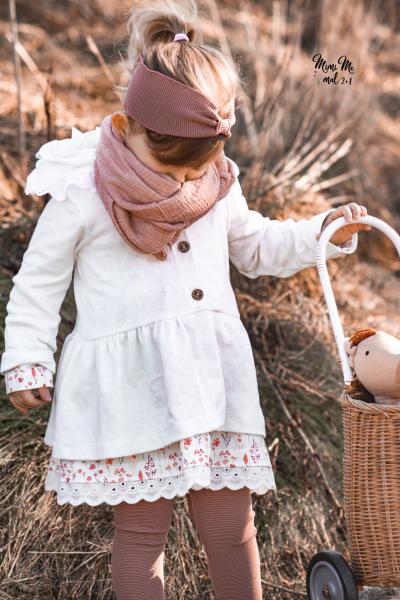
[4,364,54,394]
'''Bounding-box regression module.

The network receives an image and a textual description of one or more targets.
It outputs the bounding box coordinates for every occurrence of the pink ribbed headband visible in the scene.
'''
[122,53,236,139]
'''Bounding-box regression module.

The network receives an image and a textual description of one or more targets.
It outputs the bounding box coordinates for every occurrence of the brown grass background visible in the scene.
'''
[0,0,399,598]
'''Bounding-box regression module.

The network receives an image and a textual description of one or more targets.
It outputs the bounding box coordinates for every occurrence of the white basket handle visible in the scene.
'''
[315,215,400,385]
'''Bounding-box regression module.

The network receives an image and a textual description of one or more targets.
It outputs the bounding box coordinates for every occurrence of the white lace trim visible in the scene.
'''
[25,166,97,202]
[24,126,100,201]
[45,465,277,506]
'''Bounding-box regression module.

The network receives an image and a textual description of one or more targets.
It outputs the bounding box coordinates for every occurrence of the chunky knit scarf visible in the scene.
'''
[93,113,237,261]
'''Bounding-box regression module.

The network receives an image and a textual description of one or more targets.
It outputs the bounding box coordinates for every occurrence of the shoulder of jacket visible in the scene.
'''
[225,156,241,178]
[24,124,101,203]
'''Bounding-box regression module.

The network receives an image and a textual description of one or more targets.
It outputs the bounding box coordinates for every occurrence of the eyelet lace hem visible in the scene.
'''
[45,464,277,506]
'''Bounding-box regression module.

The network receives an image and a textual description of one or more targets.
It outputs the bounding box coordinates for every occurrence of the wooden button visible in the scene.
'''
[178,241,190,253]
[191,288,204,300]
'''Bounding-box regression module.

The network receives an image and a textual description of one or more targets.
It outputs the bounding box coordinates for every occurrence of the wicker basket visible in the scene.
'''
[315,214,400,588]
[341,390,400,586]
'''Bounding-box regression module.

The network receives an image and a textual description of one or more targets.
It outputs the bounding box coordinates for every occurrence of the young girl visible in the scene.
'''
[1,1,370,598]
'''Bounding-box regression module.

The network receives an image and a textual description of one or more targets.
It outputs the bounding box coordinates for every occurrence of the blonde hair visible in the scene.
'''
[116,0,242,169]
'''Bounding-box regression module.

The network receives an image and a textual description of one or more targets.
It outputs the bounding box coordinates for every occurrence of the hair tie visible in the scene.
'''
[173,32,189,42]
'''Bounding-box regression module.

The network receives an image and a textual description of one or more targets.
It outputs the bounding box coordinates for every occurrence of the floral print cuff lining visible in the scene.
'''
[4,364,53,394]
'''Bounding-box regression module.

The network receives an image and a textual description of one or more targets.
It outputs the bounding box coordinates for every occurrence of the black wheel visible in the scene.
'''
[306,550,359,600]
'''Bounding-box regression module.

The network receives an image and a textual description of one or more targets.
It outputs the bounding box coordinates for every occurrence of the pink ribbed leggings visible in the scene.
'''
[111,486,263,599]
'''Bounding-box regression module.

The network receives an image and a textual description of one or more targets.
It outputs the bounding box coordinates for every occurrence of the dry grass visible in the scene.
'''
[0,0,399,598]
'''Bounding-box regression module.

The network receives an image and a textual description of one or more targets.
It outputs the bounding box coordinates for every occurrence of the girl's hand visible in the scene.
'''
[9,386,52,415]
[316,203,371,246]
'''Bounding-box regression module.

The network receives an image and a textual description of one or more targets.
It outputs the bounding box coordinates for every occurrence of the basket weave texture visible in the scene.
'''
[341,390,400,587]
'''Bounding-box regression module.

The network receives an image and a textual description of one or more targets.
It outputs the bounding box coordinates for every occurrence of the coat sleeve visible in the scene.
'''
[0,196,85,376]
[227,177,358,280]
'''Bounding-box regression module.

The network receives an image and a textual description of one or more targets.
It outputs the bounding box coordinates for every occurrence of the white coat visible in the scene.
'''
[0,125,358,459]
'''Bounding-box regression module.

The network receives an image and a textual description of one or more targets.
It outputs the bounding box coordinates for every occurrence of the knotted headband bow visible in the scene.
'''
[123,54,236,139]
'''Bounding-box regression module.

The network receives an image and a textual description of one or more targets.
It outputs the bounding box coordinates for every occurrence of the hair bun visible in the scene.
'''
[126,0,201,63]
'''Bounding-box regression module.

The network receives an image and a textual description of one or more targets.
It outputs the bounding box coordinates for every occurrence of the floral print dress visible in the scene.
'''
[5,364,277,506]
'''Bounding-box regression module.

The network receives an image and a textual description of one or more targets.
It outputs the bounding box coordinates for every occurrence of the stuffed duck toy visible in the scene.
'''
[344,328,400,406]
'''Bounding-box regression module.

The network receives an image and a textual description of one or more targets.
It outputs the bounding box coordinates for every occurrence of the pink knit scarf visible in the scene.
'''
[93,114,237,261]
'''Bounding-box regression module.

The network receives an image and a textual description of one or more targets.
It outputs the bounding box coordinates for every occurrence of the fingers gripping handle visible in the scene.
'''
[315,215,400,385]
